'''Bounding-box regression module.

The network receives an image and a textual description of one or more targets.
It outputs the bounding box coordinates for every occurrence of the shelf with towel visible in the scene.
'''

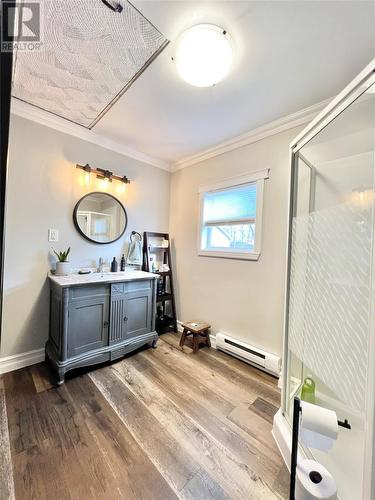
[143,231,177,334]
[157,271,171,277]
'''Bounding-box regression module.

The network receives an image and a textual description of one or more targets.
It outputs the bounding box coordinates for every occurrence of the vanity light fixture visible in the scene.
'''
[76,163,130,191]
[173,24,233,87]
[78,163,92,186]
[96,168,113,187]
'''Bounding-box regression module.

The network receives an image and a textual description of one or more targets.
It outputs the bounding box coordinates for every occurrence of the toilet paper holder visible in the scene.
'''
[289,397,351,500]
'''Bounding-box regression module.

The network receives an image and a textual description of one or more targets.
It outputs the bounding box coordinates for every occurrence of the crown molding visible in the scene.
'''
[172,98,332,172]
[12,97,333,174]
[10,98,171,172]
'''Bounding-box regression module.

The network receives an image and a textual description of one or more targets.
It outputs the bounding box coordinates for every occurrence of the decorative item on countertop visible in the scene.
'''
[127,231,142,266]
[301,377,316,404]
[120,254,126,271]
[52,247,71,276]
[78,269,91,275]
[111,257,118,272]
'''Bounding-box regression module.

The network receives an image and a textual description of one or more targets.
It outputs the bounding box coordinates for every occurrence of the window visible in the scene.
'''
[198,169,269,260]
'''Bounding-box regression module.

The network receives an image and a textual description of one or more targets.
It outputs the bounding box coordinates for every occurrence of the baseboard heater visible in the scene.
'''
[215,333,281,377]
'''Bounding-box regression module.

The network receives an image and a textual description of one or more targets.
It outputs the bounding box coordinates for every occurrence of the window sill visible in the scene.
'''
[198,250,260,261]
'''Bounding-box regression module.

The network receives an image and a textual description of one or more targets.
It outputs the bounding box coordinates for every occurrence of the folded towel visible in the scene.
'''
[127,236,142,266]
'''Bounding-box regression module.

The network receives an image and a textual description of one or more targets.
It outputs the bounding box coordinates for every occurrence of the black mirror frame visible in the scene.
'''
[73,191,128,244]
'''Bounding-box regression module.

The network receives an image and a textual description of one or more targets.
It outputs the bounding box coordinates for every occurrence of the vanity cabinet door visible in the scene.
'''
[68,295,109,357]
[109,281,153,343]
[125,288,152,339]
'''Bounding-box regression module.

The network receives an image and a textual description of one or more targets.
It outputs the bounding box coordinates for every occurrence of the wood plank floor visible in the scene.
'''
[1,333,288,499]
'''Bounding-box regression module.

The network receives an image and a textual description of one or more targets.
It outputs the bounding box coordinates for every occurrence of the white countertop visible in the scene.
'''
[48,270,158,287]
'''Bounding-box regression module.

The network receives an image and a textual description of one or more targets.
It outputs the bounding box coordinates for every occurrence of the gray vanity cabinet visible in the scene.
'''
[46,273,158,385]
[110,281,152,345]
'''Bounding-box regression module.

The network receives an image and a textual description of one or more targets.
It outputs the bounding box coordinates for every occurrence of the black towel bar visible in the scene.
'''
[130,231,142,241]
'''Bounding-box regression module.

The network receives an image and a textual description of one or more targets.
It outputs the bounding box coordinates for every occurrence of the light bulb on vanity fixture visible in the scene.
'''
[76,164,131,193]
[96,168,113,191]
[77,163,92,186]
[116,177,128,195]
[98,176,110,190]
[173,24,233,87]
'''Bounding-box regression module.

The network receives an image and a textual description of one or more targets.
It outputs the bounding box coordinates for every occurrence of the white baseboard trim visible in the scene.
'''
[0,348,45,374]
[209,334,217,349]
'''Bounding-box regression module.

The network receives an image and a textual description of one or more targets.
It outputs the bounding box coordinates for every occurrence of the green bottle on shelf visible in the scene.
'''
[301,377,316,404]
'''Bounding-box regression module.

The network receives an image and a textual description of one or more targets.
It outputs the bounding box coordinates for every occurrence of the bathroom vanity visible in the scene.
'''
[46,271,159,384]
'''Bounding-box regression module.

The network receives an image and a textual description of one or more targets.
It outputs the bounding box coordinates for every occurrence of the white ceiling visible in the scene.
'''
[12,1,374,168]
[92,0,375,166]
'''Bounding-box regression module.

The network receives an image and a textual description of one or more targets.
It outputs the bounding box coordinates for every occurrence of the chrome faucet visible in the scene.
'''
[98,257,105,273]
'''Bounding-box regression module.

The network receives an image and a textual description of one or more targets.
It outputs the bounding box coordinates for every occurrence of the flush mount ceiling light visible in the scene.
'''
[174,24,233,87]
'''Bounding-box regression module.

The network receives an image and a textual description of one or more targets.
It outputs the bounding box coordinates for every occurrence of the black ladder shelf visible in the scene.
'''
[143,232,178,334]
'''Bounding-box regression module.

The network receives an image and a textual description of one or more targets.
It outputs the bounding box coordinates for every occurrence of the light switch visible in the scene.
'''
[48,229,59,242]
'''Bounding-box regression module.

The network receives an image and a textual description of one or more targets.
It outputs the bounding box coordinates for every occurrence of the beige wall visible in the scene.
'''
[1,115,170,357]
[2,116,302,360]
[169,126,303,357]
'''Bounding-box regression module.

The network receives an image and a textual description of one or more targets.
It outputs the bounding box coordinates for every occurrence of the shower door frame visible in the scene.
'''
[278,58,375,499]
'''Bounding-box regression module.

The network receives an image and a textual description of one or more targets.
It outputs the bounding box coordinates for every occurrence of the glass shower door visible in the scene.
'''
[285,82,375,499]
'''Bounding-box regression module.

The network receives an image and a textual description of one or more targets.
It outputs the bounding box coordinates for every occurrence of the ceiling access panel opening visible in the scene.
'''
[12,0,169,128]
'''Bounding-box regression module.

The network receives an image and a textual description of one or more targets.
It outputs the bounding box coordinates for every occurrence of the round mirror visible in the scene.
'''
[73,192,127,244]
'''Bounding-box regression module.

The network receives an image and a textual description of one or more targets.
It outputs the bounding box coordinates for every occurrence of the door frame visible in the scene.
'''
[0,0,15,344]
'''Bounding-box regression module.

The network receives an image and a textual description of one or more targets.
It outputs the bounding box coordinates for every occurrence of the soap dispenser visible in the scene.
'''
[120,254,126,272]
[111,257,118,272]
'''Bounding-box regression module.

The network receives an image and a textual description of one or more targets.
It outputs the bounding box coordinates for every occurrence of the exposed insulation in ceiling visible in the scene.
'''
[12,0,168,128]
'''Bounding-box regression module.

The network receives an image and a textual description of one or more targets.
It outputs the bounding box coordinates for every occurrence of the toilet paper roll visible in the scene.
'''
[300,401,338,452]
[295,459,337,500]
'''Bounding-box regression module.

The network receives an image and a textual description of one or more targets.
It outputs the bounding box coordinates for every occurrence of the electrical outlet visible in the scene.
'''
[48,229,59,242]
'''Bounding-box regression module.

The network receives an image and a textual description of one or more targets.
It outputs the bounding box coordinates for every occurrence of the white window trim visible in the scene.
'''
[197,169,269,261]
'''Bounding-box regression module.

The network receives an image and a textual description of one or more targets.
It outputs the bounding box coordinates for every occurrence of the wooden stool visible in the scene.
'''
[179,321,211,353]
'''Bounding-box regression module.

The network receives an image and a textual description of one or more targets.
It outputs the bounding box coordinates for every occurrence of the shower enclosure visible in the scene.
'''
[273,59,375,500]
